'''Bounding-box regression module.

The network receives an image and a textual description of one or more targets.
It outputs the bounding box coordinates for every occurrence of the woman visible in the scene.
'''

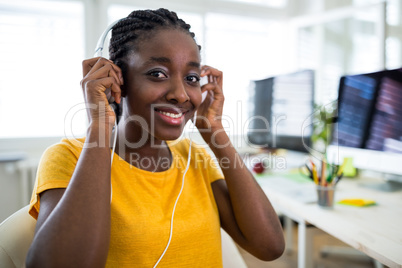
[26,8,285,267]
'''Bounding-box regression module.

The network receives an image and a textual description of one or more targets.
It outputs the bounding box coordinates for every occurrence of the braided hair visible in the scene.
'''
[109,8,201,64]
[108,8,201,121]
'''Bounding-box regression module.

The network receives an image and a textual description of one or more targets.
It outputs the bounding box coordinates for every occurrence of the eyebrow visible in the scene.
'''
[148,57,170,64]
[147,57,200,68]
[188,61,200,68]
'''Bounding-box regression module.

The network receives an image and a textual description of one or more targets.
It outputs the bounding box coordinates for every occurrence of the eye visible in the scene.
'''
[185,75,200,83]
[147,70,167,79]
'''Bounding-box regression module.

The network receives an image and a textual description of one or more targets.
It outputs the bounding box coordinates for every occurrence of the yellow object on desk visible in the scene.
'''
[338,199,376,207]
[339,157,357,177]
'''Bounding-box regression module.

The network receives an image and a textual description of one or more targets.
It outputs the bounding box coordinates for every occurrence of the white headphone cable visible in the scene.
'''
[110,118,118,203]
[153,111,197,268]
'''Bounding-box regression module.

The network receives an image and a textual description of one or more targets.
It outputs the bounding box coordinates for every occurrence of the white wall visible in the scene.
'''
[0,137,61,221]
[0,164,25,221]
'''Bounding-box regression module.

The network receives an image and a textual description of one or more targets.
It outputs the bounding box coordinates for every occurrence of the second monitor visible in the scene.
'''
[247,70,315,152]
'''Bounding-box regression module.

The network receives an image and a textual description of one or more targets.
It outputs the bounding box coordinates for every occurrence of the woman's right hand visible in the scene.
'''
[80,57,124,128]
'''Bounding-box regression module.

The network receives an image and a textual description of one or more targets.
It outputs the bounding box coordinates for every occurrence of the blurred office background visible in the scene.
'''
[0,0,401,222]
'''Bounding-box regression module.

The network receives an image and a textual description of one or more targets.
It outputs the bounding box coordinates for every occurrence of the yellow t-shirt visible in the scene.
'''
[29,137,224,267]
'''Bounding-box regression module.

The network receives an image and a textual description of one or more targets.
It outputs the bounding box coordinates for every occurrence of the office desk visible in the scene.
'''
[257,174,402,268]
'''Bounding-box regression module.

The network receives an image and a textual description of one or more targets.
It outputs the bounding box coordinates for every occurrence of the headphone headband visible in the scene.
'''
[94,19,121,57]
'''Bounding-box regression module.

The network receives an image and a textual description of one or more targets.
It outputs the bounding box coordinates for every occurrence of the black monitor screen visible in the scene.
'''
[332,68,402,153]
[247,70,315,152]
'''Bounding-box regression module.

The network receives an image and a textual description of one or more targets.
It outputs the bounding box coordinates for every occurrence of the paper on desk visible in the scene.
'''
[338,199,376,207]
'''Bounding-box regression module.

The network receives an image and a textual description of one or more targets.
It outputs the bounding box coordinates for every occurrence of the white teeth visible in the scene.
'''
[158,110,183,118]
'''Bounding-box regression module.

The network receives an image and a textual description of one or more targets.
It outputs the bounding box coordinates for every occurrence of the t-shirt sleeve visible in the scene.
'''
[29,141,79,219]
[194,145,225,184]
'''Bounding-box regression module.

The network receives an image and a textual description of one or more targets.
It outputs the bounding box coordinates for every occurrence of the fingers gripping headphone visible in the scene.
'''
[95,20,198,268]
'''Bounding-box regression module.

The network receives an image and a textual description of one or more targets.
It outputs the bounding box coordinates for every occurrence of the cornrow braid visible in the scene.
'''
[109,8,201,62]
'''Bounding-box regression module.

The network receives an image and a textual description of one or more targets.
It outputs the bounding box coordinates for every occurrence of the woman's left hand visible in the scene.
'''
[196,65,224,131]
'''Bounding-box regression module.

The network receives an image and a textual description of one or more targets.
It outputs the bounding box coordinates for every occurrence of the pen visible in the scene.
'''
[337,158,347,177]
[326,163,333,183]
[332,165,338,180]
[334,173,343,185]
[321,158,326,186]
[304,163,313,180]
[311,161,319,185]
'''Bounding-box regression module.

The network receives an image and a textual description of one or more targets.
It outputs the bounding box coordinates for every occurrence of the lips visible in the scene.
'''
[154,106,188,125]
[157,110,183,118]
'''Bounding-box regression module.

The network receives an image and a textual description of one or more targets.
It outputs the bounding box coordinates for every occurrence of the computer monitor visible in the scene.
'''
[247,70,314,153]
[328,68,402,190]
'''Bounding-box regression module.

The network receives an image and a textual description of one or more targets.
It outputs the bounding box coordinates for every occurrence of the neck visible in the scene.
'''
[114,119,172,172]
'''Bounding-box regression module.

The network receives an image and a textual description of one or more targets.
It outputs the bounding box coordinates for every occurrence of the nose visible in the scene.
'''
[166,77,190,104]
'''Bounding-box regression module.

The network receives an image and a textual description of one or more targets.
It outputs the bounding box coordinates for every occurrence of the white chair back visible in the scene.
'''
[0,206,36,268]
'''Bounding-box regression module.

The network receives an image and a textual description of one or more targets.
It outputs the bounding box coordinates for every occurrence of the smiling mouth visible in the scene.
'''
[154,106,188,120]
[156,110,183,118]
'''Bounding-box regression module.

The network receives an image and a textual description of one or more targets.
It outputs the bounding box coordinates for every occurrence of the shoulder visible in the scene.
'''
[47,136,85,155]
[39,137,86,165]
[59,136,86,154]
[30,137,86,219]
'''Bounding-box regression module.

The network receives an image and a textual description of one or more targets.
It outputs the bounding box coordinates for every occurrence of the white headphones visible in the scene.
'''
[94,20,121,57]
[94,19,198,268]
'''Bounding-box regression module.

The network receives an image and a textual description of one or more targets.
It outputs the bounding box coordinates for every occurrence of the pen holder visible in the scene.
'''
[316,185,335,209]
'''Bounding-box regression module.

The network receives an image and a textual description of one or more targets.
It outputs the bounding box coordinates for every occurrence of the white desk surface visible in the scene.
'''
[257,173,402,268]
